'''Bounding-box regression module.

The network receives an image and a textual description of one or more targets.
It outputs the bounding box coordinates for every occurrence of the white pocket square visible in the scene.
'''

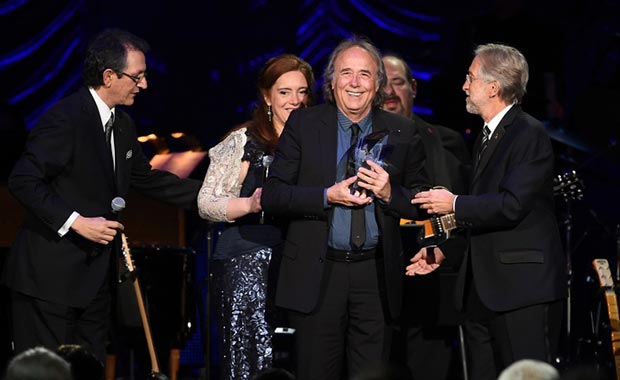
[125,150,133,160]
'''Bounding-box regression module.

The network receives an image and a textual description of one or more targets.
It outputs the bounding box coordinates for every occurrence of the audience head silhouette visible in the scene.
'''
[251,367,296,380]
[350,361,414,380]
[497,359,559,380]
[56,344,104,380]
[4,346,71,380]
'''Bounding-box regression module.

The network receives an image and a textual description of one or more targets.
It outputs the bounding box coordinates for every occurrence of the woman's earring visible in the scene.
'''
[267,105,272,123]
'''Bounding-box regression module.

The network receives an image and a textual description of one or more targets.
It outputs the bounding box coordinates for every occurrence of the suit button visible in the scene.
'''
[319,258,324,263]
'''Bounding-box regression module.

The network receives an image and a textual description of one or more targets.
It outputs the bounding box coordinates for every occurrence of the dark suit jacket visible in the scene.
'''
[262,104,428,320]
[410,114,472,269]
[401,114,472,328]
[412,113,471,196]
[3,87,201,308]
[454,105,567,312]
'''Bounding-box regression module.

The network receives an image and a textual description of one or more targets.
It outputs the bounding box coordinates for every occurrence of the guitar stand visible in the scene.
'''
[555,178,588,366]
[575,299,605,372]
[199,222,215,380]
[458,324,469,380]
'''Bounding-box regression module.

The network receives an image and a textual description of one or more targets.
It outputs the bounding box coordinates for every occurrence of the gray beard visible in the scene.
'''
[465,100,480,115]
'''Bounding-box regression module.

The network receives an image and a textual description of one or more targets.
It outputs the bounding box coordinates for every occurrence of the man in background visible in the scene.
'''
[3,28,201,362]
[382,53,471,380]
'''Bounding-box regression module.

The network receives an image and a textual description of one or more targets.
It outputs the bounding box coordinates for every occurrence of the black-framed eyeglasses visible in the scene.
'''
[121,72,147,84]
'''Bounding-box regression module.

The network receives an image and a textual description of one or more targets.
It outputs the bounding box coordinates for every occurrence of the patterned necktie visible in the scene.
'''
[478,125,490,162]
[105,113,115,170]
[348,123,365,250]
[105,113,115,151]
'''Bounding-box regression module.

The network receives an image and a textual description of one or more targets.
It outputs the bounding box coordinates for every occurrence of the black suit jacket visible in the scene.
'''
[454,105,567,312]
[262,104,428,320]
[3,87,201,308]
[412,113,471,196]
[409,114,472,269]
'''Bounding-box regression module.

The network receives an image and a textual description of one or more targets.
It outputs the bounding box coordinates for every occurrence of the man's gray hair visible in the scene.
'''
[475,43,529,104]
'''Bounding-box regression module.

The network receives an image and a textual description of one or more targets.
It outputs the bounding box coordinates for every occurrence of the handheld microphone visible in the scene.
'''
[111,196,126,215]
[111,197,126,223]
[259,155,274,224]
[94,197,126,255]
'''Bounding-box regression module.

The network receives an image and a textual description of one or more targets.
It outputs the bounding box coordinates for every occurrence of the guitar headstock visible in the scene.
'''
[593,258,615,289]
[553,170,584,201]
[121,233,135,273]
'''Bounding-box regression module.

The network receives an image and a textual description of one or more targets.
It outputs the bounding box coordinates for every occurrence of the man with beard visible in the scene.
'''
[410,43,566,380]
[382,54,470,380]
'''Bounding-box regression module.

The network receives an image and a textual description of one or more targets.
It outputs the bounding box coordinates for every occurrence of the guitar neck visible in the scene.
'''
[438,213,457,232]
[133,278,161,373]
[604,290,620,380]
[121,234,163,375]
[418,213,457,240]
[592,258,620,380]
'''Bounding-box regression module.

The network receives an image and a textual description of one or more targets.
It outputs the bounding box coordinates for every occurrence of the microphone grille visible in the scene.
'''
[262,155,274,168]
[111,197,126,213]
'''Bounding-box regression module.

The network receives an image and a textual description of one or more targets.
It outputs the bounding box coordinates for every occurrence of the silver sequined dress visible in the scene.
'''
[198,128,282,380]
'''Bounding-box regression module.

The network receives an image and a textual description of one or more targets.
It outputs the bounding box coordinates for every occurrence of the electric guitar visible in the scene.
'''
[400,213,457,246]
[401,170,585,245]
[592,258,620,380]
[120,234,170,380]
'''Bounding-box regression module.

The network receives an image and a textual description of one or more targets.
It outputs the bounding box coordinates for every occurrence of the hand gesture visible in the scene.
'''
[356,160,391,202]
[248,187,263,214]
[405,246,445,276]
[411,188,456,215]
[327,176,372,207]
[71,215,124,245]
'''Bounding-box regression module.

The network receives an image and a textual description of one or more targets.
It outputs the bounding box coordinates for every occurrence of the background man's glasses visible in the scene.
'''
[121,72,147,84]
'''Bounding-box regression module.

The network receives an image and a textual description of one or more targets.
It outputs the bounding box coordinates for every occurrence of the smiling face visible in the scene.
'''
[331,46,379,122]
[99,49,148,108]
[382,56,416,118]
[265,70,309,134]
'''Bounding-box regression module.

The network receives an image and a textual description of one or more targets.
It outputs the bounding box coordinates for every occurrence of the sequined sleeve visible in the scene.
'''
[198,128,247,222]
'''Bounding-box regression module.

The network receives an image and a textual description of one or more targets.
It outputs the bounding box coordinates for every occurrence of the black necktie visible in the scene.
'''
[348,123,365,250]
[478,125,490,162]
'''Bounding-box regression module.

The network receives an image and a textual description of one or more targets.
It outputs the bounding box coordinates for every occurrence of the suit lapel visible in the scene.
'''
[318,108,338,186]
[317,107,338,223]
[412,114,446,186]
[472,106,519,183]
[80,90,117,192]
[371,110,390,227]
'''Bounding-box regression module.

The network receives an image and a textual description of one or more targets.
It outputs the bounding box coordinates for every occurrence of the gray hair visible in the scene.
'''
[475,43,529,104]
[497,359,559,380]
[322,36,387,107]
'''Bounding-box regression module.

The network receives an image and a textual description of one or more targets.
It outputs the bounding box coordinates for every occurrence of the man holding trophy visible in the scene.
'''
[261,36,429,380]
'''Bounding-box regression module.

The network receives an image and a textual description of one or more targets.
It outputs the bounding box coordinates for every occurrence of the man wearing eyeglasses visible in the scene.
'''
[410,43,566,380]
[3,28,201,362]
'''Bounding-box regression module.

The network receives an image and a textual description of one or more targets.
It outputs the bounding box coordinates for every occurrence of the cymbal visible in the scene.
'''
[545,126,592,153]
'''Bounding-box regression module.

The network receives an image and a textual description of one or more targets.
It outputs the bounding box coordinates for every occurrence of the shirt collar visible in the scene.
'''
[485,104,513,136]
[89,87,115,129]
[336,110,373,134]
